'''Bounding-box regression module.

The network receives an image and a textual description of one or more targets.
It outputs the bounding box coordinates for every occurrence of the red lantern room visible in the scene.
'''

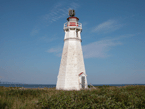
[64,10,82,31]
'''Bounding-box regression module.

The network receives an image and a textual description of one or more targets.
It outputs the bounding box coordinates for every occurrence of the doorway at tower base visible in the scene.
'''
[79,72,88,89]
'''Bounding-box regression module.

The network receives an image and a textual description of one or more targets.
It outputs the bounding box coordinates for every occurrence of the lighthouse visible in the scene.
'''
[56,10,88,90]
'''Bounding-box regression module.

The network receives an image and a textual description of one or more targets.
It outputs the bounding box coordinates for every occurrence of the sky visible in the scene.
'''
[0,0,145,84]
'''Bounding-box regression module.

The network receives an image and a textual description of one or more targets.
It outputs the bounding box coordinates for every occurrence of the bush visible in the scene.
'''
[0,85,145,109]
[36,85,145,108]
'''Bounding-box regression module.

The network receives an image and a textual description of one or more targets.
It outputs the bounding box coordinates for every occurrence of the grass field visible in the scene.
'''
[0,85,145,109]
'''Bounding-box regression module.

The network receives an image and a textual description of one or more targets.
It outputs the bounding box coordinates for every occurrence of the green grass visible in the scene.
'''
[0,85,145,109]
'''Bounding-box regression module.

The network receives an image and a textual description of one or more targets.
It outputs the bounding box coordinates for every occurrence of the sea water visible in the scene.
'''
[0,84,145,88]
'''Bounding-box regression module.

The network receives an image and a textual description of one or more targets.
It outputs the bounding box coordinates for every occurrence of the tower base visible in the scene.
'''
[56,38,88,90]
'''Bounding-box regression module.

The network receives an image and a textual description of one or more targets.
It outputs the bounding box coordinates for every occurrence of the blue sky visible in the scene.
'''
[0,0,145,84]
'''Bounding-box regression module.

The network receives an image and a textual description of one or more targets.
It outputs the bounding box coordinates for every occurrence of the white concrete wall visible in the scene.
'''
[56,29,88,90]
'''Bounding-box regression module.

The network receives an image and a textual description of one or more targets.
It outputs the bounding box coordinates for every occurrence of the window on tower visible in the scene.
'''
[76,31,78,37]
[70,28,75,30]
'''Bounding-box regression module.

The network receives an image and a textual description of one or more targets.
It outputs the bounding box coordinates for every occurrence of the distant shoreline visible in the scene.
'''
[0,84,145,89]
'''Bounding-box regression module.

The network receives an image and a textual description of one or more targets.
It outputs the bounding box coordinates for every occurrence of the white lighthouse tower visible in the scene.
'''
[56,10,88,90]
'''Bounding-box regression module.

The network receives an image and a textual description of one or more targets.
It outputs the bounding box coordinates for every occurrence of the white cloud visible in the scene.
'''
[30,27,40,36]
[83,38,122,58]
[39,34,59,42]
[47,47,62,57]
[30,2,79,36]
[100,34,135,41]
[92,20,123,33]
[47,47,62,53]
[82,22,88,26]
[56,53,62,57]
[47,38,122,58]
[82,33,136,59]
[43,2,79,23]
[47,34,135,59]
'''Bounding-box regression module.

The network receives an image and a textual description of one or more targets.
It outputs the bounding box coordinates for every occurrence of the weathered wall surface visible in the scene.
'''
[56,33,88,90]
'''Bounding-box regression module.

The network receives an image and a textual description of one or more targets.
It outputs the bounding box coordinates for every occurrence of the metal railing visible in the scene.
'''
[64,22,82,30]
